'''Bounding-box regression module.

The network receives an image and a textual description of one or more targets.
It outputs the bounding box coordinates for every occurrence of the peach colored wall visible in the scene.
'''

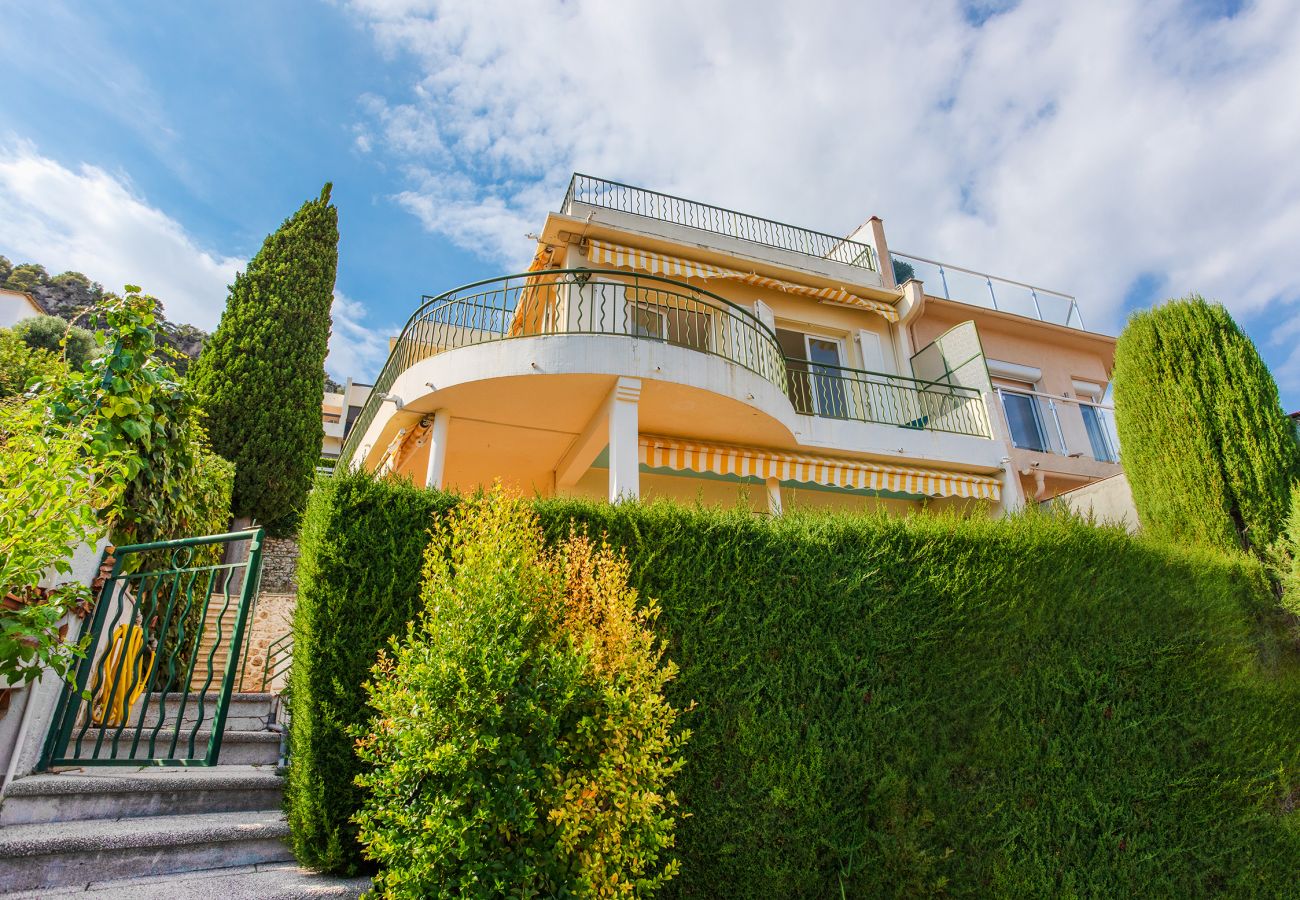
[912,303,1115,397]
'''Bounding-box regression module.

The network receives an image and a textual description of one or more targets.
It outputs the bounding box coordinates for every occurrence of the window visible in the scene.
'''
[626,291,711,351]
[998,388,1050,452]
[776,328,848,417]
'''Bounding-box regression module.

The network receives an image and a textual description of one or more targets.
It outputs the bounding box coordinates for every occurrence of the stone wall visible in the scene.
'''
[238,593,296,693]
[259,536,300,593]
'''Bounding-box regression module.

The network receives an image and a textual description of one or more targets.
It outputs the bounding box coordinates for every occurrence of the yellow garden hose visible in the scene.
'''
[90,623,154,726]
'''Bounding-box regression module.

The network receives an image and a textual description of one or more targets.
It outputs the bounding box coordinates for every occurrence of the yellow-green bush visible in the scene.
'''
[353,491,687,898]
[287,470,1300,895]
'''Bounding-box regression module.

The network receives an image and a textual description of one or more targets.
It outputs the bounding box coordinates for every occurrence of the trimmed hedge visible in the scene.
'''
[286,472,455,872]
[288,470,1300,895]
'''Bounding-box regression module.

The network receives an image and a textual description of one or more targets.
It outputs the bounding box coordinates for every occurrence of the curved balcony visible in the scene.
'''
[340,269,787,463]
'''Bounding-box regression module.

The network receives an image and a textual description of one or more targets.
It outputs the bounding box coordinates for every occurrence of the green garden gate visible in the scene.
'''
[42,529,264,767]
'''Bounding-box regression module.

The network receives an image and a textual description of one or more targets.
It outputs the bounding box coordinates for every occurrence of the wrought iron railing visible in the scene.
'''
[890,251,1084,330]
[43,529,264,767]
[341,269,788,465]
[786,358,992,438]
[562,173,878,272]
[995,388,1119,462]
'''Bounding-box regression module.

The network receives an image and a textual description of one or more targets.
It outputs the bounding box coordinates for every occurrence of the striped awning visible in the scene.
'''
[639,435,1001,501]
[586,239,899,323]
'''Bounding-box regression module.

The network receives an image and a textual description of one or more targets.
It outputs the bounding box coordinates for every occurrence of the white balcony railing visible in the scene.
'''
[995,388,1119,463]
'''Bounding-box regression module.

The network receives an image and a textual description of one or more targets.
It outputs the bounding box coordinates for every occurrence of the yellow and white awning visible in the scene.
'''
[586,239,899,323]
[639,435,1001,501]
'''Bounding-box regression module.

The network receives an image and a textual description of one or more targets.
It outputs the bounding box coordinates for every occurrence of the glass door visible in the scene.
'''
[806,337,848,418]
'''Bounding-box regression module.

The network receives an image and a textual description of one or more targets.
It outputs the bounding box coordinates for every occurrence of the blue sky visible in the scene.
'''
[2,0,1298,411]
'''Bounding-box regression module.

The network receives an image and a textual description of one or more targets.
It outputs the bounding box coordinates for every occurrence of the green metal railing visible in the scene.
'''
[340,269,788,464]
[42,529,264,767]
[258,631,293,693]
[786,358,992,438]
[563,173,879,272]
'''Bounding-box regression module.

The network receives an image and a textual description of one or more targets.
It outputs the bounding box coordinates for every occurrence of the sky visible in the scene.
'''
[1,0,1298,410]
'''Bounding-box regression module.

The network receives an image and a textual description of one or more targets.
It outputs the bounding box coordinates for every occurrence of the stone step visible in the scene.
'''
[51,727,281,768]
[0,809,293,893]
[0,766,283,826]
[121,691,276,731]
[1,862,372,898]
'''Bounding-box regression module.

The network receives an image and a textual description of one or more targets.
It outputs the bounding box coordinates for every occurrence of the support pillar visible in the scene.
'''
[424,409,450,490]
[608,377,641,503]
[983,390,1027,516]
[766,477,783,516]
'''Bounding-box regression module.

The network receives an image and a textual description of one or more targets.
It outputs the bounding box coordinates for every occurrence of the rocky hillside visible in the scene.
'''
[0,256,210,368]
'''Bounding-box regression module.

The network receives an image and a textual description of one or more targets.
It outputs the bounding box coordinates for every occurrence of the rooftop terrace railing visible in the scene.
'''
[562,173,879,273]
[891,251,1085,330]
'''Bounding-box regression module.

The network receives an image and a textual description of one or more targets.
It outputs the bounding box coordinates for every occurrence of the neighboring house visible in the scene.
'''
[0,288,47,329]
[321,378,374,460]
[340,173,1122,516]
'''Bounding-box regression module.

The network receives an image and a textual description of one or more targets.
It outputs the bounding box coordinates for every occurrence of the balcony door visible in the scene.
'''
[776,328,848,417]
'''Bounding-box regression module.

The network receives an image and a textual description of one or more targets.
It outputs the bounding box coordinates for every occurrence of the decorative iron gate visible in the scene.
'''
[42,529,264,767]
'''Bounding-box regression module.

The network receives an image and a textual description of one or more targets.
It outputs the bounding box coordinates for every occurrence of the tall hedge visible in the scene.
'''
[288,471,1300,894]
[286,472,455,873]
[191,184,338,531]
[1113,295,1299,553]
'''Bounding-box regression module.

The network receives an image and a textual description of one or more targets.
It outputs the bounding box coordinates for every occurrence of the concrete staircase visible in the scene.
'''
[0,694,370,897]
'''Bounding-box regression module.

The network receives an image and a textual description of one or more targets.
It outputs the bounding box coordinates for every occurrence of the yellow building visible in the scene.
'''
[342,174,1121,515]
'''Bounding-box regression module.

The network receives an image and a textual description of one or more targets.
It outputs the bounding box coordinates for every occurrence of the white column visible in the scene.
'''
[424,410,450,490]
[983,390,1027,516]
[766,477,783,516]
[608,377,641,503]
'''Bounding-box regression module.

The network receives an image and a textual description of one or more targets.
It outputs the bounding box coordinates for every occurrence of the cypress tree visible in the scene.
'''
[191,184,338,530]
[1113,294,1298,553]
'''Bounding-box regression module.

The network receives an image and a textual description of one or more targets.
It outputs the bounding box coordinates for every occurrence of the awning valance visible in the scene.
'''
[639,435,1001,501]
[586,239,899,323]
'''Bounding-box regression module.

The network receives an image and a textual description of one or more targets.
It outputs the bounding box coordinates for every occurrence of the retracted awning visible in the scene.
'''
[639,435,1001,501]
[586,239,900,323]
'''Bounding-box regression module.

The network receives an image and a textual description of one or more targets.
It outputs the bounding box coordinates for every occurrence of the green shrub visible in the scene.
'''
[353,491,687,897]
[286,470,456,873]
[1113,295,1299,553]
[12,314,95,370]
[0,328,67,399]
[287,474,1300,895]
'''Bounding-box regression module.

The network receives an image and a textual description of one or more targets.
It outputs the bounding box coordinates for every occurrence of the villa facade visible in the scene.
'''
[340,174,1122,515]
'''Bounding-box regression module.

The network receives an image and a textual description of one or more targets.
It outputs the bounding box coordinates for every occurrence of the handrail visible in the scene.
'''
[890,250,1085,330]
[563,173,878,272]
[786,357,992,438]
[340,268,788,465]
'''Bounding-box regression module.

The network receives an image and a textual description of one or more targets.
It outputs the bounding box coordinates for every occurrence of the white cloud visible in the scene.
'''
[328,291,395,381]
[0,141,389,380]
[0,141,240,330]
[342,0,1300,386]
